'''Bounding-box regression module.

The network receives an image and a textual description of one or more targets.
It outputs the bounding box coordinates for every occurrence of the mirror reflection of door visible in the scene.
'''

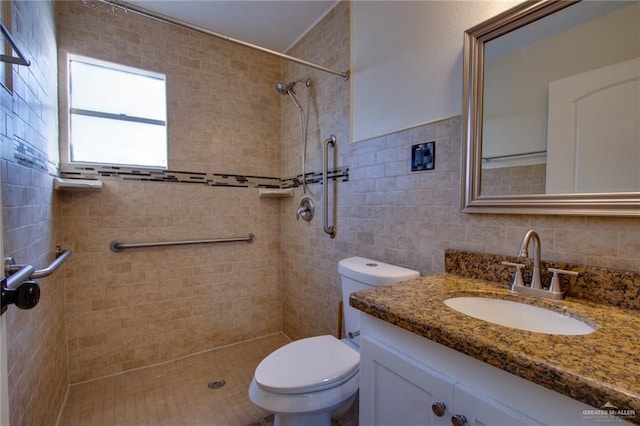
[546,57,640,193]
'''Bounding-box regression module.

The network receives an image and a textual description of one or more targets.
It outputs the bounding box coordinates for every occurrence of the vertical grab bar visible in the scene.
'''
[323,134,337,238]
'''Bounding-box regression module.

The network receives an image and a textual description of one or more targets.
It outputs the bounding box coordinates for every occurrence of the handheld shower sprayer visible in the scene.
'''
[276,78,312,194]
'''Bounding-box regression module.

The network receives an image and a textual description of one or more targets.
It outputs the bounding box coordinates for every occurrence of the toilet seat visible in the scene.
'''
[254,335,359,394]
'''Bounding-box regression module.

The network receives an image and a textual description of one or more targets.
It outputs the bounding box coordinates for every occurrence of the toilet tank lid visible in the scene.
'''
[338,257,419,286]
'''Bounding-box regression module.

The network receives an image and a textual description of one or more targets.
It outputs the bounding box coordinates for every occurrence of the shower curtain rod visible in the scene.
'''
[102,0,350,80]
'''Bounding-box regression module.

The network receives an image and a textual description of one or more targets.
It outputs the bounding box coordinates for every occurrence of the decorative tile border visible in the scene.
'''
[13,139,58,176]
[444,249,640,311]
[281,167,350,188]
[59,164,350,189]
[12,133,350,189]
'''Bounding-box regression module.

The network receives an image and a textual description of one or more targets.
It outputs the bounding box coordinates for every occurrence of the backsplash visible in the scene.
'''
[445,249,640,311]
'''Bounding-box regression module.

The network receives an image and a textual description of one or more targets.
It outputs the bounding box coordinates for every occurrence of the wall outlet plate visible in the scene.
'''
[411,141,435,171]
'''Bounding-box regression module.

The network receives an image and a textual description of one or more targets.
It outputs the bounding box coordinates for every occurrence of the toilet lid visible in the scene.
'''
[254,335,359,394]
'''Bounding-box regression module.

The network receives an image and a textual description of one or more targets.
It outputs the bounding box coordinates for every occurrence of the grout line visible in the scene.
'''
[67,331,289,387]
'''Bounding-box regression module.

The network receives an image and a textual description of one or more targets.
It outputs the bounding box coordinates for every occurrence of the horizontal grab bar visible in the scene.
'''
[110,234,256,252]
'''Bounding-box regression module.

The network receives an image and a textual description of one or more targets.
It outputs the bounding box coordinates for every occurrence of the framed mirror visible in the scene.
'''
[461,0,640,216]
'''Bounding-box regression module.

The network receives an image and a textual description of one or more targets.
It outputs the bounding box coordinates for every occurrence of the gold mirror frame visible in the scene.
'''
[461,0,640,216]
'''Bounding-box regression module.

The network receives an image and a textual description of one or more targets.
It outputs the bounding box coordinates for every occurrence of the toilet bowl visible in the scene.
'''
[248,257,419,426]
[248,335,360,426]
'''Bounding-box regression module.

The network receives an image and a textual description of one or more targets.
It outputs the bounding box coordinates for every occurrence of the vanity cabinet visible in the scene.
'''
[359,336,455,425]
[360,336,539,425]
[358,313,629,426]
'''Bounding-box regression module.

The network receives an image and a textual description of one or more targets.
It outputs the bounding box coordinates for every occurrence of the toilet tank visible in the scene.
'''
[338,257,419,347]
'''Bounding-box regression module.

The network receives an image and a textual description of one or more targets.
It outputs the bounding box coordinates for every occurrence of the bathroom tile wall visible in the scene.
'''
[56,1,283,383]
[0,1,67,425]
[280,2,350,180]
[481,164,546,196]
[280,1,350,338]
[56,1,281,177]
[281,2,640,341]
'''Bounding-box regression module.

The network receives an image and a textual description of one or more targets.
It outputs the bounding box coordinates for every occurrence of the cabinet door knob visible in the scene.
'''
[431,402,447,417]
[451,414,467,426]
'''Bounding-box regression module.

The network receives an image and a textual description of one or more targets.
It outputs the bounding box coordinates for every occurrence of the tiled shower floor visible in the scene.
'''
[58,333,291,426]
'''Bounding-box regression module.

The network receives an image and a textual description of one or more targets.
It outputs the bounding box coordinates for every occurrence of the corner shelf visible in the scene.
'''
[258,188,293,198]
[53,177,103,191]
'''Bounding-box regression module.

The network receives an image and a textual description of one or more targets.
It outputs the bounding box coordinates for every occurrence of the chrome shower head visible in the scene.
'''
[275,79,311,96]
[275,81,296,95]
[275,79,310,113]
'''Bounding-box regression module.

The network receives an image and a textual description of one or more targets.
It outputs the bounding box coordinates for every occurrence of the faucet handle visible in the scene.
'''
[501,261,526,291]
[548,268,578,295]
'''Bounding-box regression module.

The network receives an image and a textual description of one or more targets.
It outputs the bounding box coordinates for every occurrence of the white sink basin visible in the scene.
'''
[444,297,595,335]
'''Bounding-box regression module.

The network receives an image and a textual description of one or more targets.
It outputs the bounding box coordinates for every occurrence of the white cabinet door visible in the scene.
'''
[360,336,455,426]
[452,383,541,426]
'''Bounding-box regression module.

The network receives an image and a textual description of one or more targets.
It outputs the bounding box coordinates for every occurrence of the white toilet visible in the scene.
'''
[248,256,420,426]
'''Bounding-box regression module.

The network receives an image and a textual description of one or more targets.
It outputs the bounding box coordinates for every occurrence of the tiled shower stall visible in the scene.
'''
[56,1,284,384]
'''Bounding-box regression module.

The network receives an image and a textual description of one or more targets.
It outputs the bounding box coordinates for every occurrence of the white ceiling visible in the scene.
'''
[125,0,340,52]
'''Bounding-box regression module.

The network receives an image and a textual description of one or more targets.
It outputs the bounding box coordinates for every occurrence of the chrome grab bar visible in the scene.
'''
[323,135,337,239]
[4,247,71,282]
[2,247,72,315]
[4,264,35,289]
[110,233,256,252]
[1,264,37,315]
[32,248,72,279]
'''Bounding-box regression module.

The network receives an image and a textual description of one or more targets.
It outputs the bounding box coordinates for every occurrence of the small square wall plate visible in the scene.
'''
[411,141,435,171]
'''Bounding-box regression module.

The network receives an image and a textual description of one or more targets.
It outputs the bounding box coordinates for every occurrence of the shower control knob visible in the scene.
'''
[1,280,40,311]
[432,402,447,417]
[451,414,468,426]
[296,197,314,222]
[296,206,311,221]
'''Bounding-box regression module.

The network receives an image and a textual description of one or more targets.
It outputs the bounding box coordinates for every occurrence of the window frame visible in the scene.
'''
[65,53,168,169]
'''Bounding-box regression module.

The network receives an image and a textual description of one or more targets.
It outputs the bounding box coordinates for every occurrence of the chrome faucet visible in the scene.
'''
[518,229,542,289]
[501,229,578,300]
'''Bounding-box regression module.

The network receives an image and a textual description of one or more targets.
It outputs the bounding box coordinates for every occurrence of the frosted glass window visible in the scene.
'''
[67,54,167,168]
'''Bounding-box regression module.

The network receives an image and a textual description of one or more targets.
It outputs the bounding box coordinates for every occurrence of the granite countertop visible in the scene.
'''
[349,273,640,423]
